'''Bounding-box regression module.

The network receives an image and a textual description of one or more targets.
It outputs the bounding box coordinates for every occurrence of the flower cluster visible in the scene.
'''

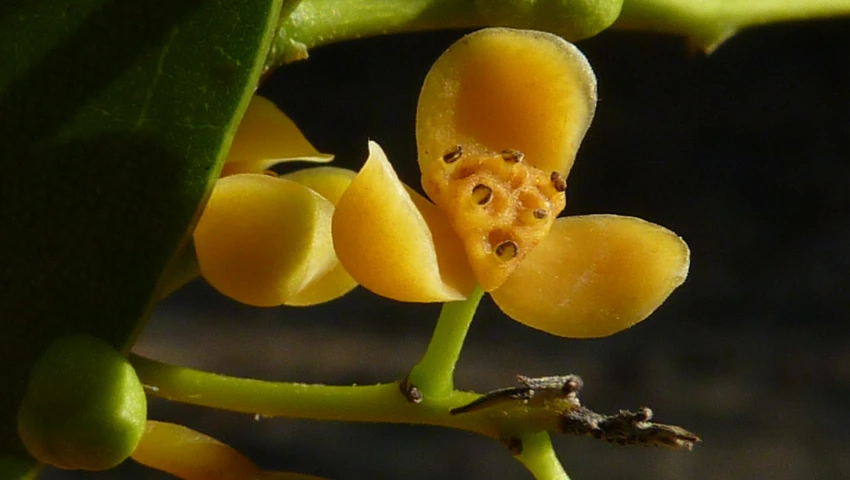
[20,27,693,480]
[194,28,689,338]
[192,96,358,307]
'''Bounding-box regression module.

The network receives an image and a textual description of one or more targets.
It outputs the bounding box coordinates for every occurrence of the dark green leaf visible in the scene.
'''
[0,0,282,466]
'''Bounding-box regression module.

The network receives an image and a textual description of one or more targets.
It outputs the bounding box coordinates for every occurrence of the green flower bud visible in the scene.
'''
[17,335,147,471]
[475,0,623,40]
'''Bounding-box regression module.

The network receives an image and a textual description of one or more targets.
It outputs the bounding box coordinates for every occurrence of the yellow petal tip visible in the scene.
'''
[223,96,333,175]
[492,215,689,338]
[417,28,597,181]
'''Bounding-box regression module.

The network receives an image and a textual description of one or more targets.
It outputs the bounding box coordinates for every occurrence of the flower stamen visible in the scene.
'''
[442,145,463,163]
[472,184,493,205]
[423,145,567,290]
[501,149,524,163]
[495,240,519,261]
[550,172,567,192]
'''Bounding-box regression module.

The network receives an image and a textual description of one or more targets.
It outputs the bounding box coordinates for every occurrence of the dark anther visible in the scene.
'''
[532,208,547,219]
[442,145,463,163]
[550,171,567,192]
[472,184,493,205]
[503,436,524,456]
[494,240,518,260]
[399,375,423,404]
[501,149,524,163]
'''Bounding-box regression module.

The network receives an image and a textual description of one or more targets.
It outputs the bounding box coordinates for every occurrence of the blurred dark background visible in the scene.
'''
[46,18,850,480]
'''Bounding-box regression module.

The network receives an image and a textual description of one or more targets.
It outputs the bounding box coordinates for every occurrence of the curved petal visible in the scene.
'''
[491,215,690,338]
[281,167,359,306]
[193,174,338,307]
[416,28,596,185]
[131,421,260,480]
[414,28,595,292]
[222,96,333,176]
[332,141,475,302]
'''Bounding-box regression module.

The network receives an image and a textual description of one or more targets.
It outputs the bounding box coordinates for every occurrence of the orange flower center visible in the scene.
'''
[422,144,567,291]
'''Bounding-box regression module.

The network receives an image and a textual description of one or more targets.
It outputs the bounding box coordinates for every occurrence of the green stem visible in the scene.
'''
[514,432,570,480]
[271,0,850,65]
[132,352,577,479]
[132,354,498,436]
[269,0,622,66]
[614,0,850,51]
[277,0,480,55]
[407,286,485,399]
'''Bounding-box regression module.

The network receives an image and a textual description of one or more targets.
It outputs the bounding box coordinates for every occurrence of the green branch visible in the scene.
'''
[270,0,479,64]
[133,354,493,436]
[613,0,850,51]
[131,353,581,478]
[131,290,487,433]
[270,0,850,66]
[269,0,622,66]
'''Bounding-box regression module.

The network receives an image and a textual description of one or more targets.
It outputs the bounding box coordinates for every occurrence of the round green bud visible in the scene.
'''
[17,335,147,471]
[475,0,624,40]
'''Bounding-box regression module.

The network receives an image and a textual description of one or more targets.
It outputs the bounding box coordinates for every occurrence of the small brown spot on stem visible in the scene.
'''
[551,171,567,192]
[442,145,463,163]
[471,184,493,205]
[495,240,518,260]
[399,375,423,404]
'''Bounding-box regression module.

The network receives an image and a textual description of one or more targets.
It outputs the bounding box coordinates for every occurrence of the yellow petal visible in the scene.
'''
[131,421,259,480]
[194,174,338,307]
[281,166,356,206]
[417,27,596,181]
[281,167,359,306]
[332,141,475,302]
[222,96,333,176]
[491,215,690,338]
[415,28,596,291]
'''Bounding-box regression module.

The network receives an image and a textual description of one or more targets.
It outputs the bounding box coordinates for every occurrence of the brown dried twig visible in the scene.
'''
[451,373,700,451]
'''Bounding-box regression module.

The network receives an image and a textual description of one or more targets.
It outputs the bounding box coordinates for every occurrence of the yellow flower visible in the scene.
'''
[332,28,689,338]
[193,96,358,307]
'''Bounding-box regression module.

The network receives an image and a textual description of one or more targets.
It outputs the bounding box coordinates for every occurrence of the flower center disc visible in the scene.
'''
[424,145,566,291]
